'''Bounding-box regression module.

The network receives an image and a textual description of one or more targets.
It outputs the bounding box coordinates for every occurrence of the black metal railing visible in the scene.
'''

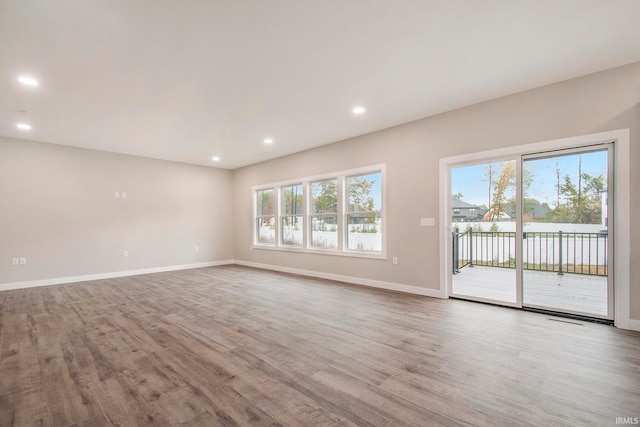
[453,230,607,276]
[452,230,470,273]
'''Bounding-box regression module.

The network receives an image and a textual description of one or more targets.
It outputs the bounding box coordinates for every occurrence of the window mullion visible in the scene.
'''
[338,176,345,251]
[276,185,281,247]
[303,181,309,249]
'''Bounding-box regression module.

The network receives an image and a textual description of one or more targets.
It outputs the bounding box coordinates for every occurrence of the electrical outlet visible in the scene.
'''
[393,257,398,265]
[195,246,199,252]
[123,250,128,258]
[122,192,127,199]
[20,257,27,265]
[12,258,19,265]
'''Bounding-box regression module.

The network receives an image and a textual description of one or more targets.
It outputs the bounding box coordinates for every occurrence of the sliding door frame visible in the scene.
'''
[520,143,614,320]
[448,155,521,308]
[439,129,631,329]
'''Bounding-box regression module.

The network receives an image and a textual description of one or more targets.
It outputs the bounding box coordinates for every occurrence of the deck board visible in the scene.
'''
[452,266,608,316]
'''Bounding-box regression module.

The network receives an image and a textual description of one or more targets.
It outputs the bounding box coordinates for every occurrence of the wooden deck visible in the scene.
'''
[452,266,608,317]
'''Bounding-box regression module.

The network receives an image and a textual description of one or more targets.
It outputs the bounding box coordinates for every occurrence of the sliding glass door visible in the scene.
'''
[521,146,612,319]
[450,159,519,306]
[449,144,613,320]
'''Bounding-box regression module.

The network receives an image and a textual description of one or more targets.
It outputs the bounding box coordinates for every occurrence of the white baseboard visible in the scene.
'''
[0,259,443,299]
[233,260,445,298]
[627,318,640,332]
[3,259,635,330]
[0,260,235,292]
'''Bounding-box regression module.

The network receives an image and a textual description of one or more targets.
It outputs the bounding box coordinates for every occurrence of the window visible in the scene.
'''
[311,179,338,249]
[281,184,303,247]
[255,188,275,245]
[346,172,382,252]
[252,165,385,257]
[453,208,460,214]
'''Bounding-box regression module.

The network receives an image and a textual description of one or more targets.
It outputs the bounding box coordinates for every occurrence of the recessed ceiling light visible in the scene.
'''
[212,156,221,162]
[353,106,366,115]
[18,76,39,86]
[16,123,32,130]
[264,138,273,144]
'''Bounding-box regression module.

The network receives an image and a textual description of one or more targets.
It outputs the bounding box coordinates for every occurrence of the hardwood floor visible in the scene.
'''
[1,265,639,426]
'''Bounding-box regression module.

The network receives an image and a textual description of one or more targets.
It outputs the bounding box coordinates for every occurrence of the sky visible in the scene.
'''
[451,149,608,208]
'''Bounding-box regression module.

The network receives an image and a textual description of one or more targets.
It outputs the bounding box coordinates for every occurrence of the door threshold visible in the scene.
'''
[450,297,614,325]
[521,307,613,325]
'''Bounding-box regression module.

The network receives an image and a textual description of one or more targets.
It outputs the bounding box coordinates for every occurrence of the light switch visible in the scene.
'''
[420,218,435,226]
[115,192,120,198]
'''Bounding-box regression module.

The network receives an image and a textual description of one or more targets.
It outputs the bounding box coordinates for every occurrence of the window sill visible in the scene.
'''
[251,244,386,260]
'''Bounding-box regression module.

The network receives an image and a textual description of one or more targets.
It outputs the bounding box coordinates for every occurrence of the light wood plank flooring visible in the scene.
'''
[1,265,639,426]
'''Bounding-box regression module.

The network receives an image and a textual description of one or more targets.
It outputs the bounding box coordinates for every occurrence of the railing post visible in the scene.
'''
[469,229,474,267]
[452,230,459,274]
[522,232,526,271]
[558,230,564,276]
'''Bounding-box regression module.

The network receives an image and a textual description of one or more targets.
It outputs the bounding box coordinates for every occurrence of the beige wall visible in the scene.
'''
[0,138,234,284]
[232,62,640,319]
[1,62,638,321]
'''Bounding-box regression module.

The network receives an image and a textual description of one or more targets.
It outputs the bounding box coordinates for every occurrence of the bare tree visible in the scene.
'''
[481,163,497,218]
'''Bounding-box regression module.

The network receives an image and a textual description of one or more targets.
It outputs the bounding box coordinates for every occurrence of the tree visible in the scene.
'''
[561,174,578,211]
[282,185,303,215]
[577,155,582,222]
[312,180,337,213]
[580,172,605,223]
[348,176,377,224]
[522,198,549,221]
[518,164,536,221]
[545,174,577,222]
[348,177,374,211]
[311,180,337,231]
[482,163,498,213]
[257,189,275,216]
[545,171,605,224]
[487,162,515,221]
[555,159,561,210]
[452,192,464,200]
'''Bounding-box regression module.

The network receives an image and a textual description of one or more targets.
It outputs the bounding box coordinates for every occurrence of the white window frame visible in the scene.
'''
[254,187,276,247]
[344,171,384,254]
[252,164,386,259]
[279,183,304,248]
[309,178,339,252]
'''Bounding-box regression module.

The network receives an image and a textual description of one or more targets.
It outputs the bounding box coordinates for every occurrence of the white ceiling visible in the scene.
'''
[2,1,640,169]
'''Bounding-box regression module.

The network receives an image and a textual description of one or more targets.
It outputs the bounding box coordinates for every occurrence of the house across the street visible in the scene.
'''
[451,198,486,222]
